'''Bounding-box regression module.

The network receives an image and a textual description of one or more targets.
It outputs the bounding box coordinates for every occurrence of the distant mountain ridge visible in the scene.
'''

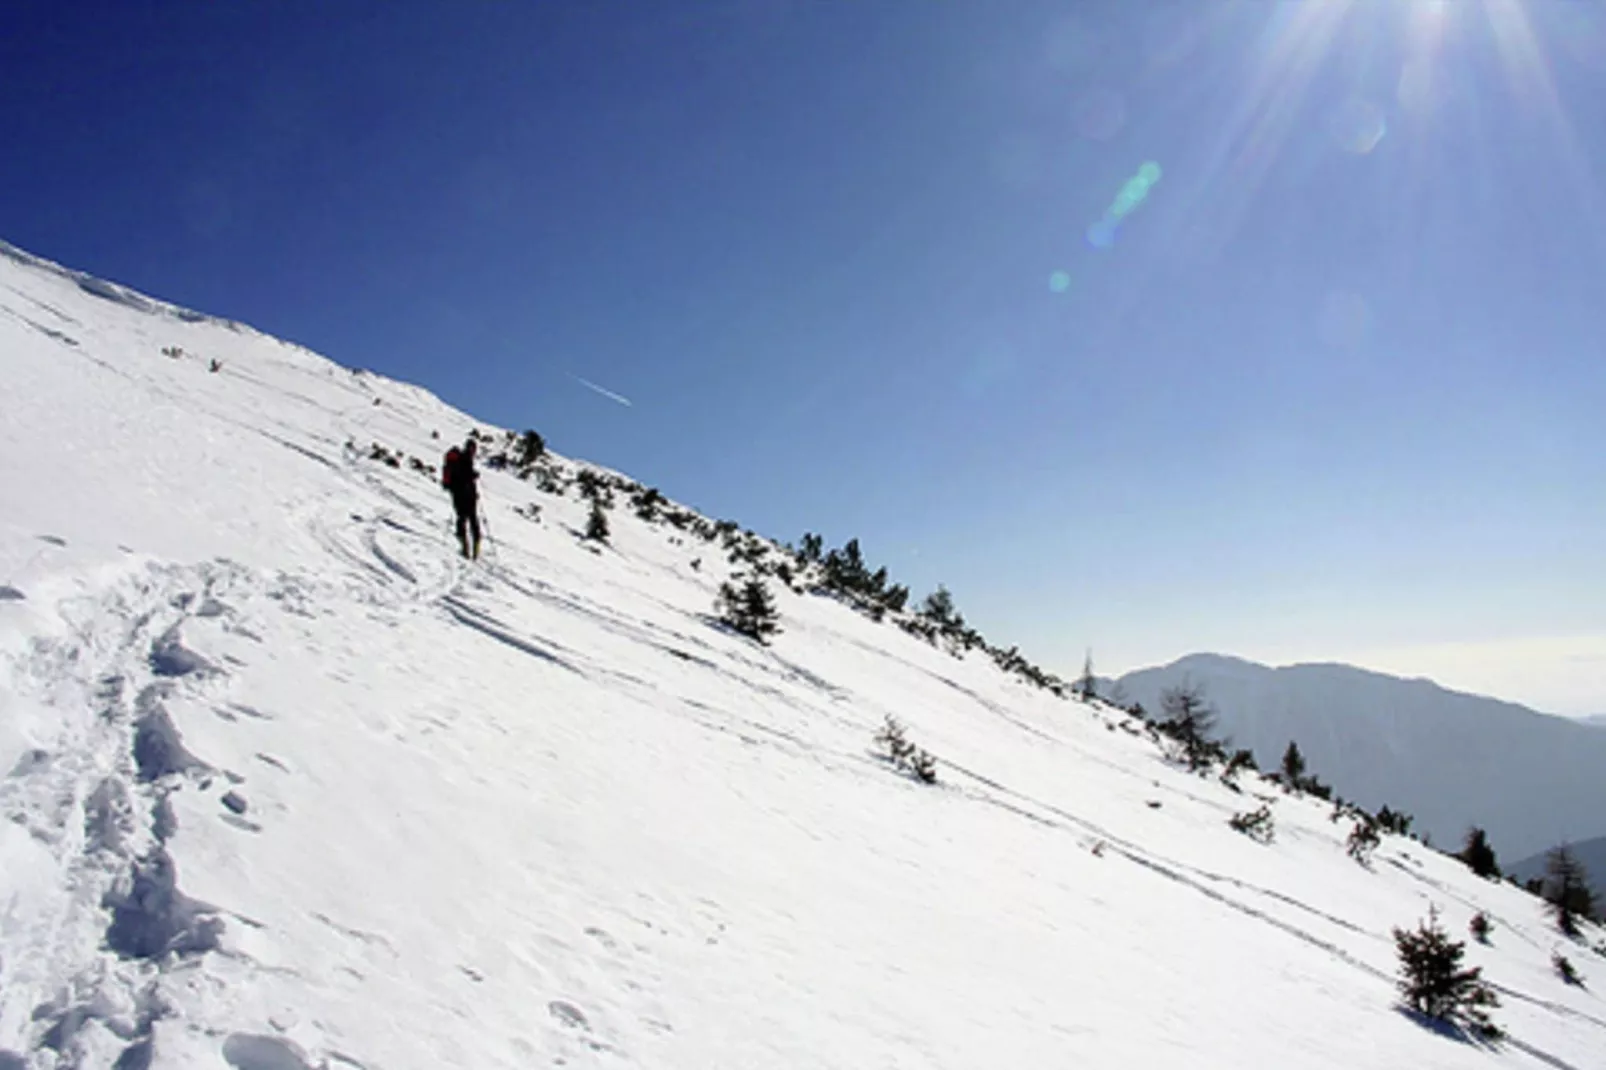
[1113,653,1606,862]
[1507,837,1606,889]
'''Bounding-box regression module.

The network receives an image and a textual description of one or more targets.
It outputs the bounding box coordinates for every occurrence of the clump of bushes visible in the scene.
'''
[874,716,937,784]
[1347,819,1380,865]
[1229,804,1275,844]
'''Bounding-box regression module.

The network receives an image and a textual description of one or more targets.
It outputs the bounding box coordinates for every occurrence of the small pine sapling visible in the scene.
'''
[875,715,914,765]
[873,716,938,785]
[716,576,780,643]
[515,429,546,468]
[585,500,611,542]
[1458,828,1501,880]
[1281,740,1307,790]
[909,746,938,784]
[1393,906,1502,1039]
[1553,952,1583,986]
[1469,912,1493,944]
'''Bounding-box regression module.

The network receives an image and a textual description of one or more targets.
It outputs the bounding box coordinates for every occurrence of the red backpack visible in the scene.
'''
[441,447,461,490]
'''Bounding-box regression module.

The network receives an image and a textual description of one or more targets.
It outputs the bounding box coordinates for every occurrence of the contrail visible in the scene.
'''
[570,374,633,408]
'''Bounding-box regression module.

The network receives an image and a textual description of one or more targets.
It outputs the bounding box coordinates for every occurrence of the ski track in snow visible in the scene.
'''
[2,243,1604,1070]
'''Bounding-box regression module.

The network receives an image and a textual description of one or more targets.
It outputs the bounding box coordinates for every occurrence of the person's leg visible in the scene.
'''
[468,505,482,559]
[454,507,471,558]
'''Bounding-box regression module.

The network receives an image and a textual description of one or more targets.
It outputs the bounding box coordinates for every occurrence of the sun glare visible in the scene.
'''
[1108,0,1605,267]
[1482,0,1606,245]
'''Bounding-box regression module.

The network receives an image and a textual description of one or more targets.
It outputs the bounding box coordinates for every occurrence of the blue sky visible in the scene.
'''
[3,1,1603,712]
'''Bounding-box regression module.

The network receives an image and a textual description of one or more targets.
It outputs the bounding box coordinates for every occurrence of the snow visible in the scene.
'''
[2,241,1604,1070]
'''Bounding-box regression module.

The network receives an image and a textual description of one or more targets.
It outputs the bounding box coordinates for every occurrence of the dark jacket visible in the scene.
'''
[442,447,479,506]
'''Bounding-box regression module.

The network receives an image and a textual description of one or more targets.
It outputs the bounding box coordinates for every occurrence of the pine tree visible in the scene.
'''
[717,576,780,643]
[515,429,546,468]
[920,585,958,627]
[1393,906,1501,1038]
[822,538,869,592]
[585,500,610,542]
[1376,806,1414,837]
[1078,651,1098,702]
[1161,683,1219,772]
[1545,844,1598,936]
[1469,912,1492,944]
[1281,741,1307,788]
[1458,828,1501,880]
[1222,748,1258,787]
[873,716,938,785]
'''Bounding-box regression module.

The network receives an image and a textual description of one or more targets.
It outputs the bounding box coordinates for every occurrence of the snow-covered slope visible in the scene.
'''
[2,242,1603,1070]
[1115,654,1606,863]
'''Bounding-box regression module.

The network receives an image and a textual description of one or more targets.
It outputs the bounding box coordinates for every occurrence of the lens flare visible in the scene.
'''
[1086,162,1162,249]
[1049,270,1072,293]
[1085,219,1119,249]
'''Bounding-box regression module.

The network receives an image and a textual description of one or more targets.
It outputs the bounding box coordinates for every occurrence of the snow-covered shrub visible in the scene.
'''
[1393,907,1501,1039]
[1229,804,1275,844]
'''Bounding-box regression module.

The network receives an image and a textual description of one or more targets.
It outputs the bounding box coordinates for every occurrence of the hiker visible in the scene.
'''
[441,438,481,559]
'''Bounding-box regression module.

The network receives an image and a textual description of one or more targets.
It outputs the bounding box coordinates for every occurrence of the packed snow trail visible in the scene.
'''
[2,239,1604,1069]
